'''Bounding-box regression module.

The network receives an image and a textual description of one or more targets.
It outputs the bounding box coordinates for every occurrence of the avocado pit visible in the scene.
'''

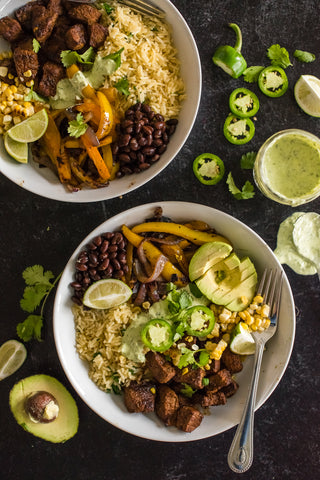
[25,391,59,424]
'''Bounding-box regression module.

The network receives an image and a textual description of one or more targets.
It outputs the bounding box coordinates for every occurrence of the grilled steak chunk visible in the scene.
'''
[66,24,87,51]
[15,1,44,31]
[13,39,39,80]
[0,17,23,43]
[32,0,61,43]
[145,351,176,384]
[221,347,243,373]
[123,381,156,413]
[175,406,203,432]
[222,379,239,398]
[208,368,233,390]
[89,23,108,48]
[38,61,64,97]
[155,385,179,426]
[174,367,206,390]
[68,4,102,26]
[193,390,227,407]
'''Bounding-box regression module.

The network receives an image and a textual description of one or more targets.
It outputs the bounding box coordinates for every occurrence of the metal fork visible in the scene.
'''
[69,0,165,18]
[227,269,283,473]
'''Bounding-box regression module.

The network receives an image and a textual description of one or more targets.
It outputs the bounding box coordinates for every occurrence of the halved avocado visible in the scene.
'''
[9,374,79,443]
[195,255,257,311]
[189,241,233,282]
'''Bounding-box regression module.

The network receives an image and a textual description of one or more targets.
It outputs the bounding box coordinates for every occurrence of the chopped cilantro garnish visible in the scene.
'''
[267,44,292,69]
[226,172,255,200]
[114,76,130,96]
[240,151,257,169]
[68,113,88,138]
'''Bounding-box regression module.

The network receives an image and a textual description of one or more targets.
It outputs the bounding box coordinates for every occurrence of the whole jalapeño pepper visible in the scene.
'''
[212,23,247,79]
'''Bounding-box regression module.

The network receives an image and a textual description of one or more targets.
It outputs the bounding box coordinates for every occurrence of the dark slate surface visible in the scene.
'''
[0,1,319,479]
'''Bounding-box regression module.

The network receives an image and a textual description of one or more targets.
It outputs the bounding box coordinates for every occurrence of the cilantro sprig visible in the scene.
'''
[114,76,130,96]
[243,66,264,83]
[103,47,124,70]
[267,44,292,69]
[17,266,61,342]
[68,113,88,138]
[24,85,47,103]
[293,49,316,63]
[61,47,96,68]
[226,172,255,200]
[240,151,257,170]
[32,38,41,53]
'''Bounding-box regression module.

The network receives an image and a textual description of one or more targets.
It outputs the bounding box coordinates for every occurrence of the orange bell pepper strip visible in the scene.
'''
[75,101,101,128]
[99,135,113,147]
[121,225,188,287]
[81,133,110,182]
[95,91,113,140]
[66,65,97,102]
[40,112,72,184]
[101,144,119,181]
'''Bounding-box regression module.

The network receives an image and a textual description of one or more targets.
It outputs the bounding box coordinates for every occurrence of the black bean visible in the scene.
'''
[76,263,88,271]
[142,146,156,156]
[139,162,151,170]
[119,153,131,163]
[166,118,178,125]
[157,144,167,154]
[93,235,102,246]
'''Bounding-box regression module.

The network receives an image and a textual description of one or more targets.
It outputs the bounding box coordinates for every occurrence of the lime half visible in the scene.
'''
[83,279,133,309]
[7,109,49,143]
[4,133,28,163]
[230,322,255,355]
[0,340,27,381]
[294,75,320,117]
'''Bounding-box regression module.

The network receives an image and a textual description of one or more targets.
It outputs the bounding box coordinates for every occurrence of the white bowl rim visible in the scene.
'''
[53,201,296,442]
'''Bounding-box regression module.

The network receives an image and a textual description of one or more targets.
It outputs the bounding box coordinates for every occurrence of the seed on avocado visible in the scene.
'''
[24,391,59,424]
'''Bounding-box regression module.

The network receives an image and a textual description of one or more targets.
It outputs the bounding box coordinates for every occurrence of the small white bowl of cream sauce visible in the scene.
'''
[253,129,320,206]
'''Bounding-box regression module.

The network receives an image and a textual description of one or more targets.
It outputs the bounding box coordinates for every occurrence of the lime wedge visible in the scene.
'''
[4,133,28,163]
[230,321,255,355]
[294,75,320,117]
[83,279,133,309]
[0,340,27,381]
[7,109,49,143]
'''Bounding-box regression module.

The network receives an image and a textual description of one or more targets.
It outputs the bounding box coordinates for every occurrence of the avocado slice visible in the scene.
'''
[195,254,257,311]
[9,374,79,443]
[188,241,233,282]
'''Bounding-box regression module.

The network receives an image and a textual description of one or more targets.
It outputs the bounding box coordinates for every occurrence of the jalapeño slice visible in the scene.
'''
[141,319,174,352]
[183,306,215,338]
[229,88,260,118]
[223,115,255,145]
[193,153,225,185]
[258,66,288,97]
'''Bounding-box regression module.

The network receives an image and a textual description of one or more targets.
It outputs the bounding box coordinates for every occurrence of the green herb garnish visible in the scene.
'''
[267,44,292,69]
[240,151,257,169]
[17,265,61,342]
[114,76,130,96]
[68,113,88,138]
[180,383,196,398]
[61,47,96,68]
[293,49,316,63]
[24,85,47,103]
[166,283,192,315]
[226,172,255,200]
[32,38,41,53]
[242,66,265,83]
[102,3,114,14]
[103,47,124,70]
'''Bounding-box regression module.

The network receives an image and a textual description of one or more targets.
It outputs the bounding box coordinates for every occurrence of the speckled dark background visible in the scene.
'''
[0,1,319,479]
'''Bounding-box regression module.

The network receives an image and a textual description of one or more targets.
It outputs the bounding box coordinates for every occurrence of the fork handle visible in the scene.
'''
[227,341,264,473]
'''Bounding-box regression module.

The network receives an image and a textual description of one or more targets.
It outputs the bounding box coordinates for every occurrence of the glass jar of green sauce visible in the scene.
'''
[253,129,320,206]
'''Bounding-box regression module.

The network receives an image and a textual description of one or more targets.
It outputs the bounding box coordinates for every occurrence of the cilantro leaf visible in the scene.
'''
[243,66,265,83]
[32,38,41,53]
[240,151,257,169]
[24,86,47,103]
[180,383,196,398]
[226,172,255,200]
[17,315,43,342]
[61,47,96,68]
[102,3,114,14]
[114,76,130,96]
[177,347,196,368]
[293,49,316,63]
[267,44,292,69]
[68,113,88,138]
[103,48,124,70]
[167,284,192,315]
[23,265,54,287]
[20,284,51,313]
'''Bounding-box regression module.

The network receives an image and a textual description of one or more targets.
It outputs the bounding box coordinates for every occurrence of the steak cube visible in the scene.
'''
[66,24,87,51]
[175,406,203,432]
[145,351,176,384]
[13,40,39,80]
[155,385,179,426]
[0,17,23,43]
[208,369,233,390]
[222,379,239,398]
[15,1,44,31]
[123,381,156,413]
[193,390,227,407]
[174,367,206,390]
[89,23,109,48]
[69,4,102,26]
[222,348,243,373]
[32,0,61,43]
[38,61,64,97]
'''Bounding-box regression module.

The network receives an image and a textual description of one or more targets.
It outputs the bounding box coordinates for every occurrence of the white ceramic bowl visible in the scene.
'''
[53,202,295,442]
[0,1,201,202]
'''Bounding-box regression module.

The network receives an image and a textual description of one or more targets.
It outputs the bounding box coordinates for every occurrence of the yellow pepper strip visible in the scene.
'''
[69,158,104,188]
[121,225,188,286]
[64,139,80,149]
[99,135,113,147]
[159,244,190,276]
[95,91,113,139]
[81,134,110,182]
[131,222,231,246]
[100,87,118,103]
[75,101,101,128]
[184,220,212,231]
[101,144,113,173]
[66,65,97,102]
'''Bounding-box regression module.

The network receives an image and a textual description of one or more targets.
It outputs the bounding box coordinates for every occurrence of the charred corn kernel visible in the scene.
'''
[185,336,193,343]
[211,339,228,360]
[246,315,254,326]
[261,304,270,317]
[3,115,12,123]
[222,333,230,343]
[182,367,188,375]
[0,66,8,77]
[204,364,211,370]
[253,317,262,327]
[220,324,228,332]
[23,101,32,108]
[238,311,246,321]
[8,73,14,80]
[251,324,258,331]
[205,341,217,352]
[142,301,150,310]
[253,295,264,304]
[23,70,32,78]
[26,80,34,87]
[13,116,21,124]
[240,295,248,304]
[150,387,156,394]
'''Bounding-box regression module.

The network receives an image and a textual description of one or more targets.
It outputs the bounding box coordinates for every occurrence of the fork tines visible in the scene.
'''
[118,0,166,18]
[257,269,283,320]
